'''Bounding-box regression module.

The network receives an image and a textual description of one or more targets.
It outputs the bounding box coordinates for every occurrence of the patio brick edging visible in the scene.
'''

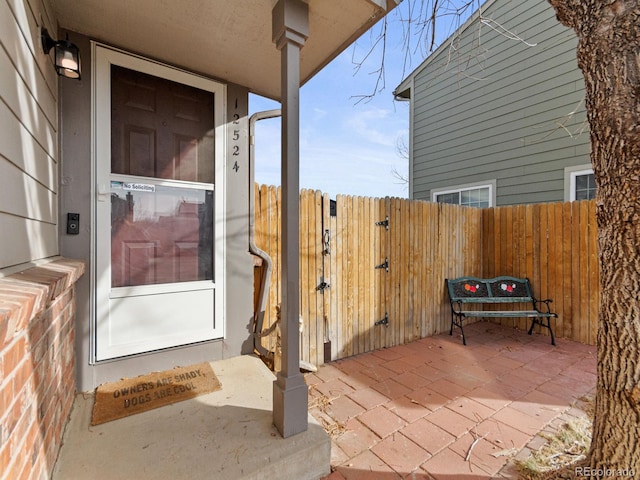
[0,258,85,480]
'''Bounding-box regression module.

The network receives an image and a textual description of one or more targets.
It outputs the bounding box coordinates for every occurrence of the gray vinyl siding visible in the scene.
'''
[0,0,59,269]
[408,0,589,205]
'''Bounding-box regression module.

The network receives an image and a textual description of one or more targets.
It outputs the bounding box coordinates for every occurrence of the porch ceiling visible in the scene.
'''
[50,0,399,99]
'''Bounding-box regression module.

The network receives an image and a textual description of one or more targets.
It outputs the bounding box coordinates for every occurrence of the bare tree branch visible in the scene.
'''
[350,0,482,103]
[351,16,388,104]
[392,137,409,187]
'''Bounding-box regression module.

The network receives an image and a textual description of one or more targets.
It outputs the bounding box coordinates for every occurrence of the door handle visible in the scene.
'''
[97,183,110,202]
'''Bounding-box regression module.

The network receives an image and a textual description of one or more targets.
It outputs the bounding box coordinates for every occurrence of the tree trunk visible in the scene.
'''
[547,1,640,476]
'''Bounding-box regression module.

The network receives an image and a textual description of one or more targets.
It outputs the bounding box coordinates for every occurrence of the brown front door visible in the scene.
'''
[110,65,215,288]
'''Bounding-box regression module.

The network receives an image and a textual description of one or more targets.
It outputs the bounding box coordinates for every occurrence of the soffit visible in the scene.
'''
[50,0,398,99]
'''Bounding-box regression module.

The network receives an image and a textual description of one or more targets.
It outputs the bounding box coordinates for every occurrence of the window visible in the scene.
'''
[565,166,596,201]
[432,182,494,208]
[573,171,596,200]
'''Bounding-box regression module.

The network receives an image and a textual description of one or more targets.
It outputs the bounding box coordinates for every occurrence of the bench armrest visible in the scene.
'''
[533,297,554,313]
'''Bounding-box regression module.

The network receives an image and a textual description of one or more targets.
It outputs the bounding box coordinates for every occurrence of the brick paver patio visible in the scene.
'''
[309,321,596,480]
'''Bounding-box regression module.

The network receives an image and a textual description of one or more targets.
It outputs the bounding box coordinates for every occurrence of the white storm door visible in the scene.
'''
[93,45,225,361]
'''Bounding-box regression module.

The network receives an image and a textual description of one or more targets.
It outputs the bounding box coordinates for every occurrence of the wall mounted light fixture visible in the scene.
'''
[41,28,81,79]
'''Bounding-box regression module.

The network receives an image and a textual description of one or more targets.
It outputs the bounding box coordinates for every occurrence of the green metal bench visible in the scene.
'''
[445,276,557,346]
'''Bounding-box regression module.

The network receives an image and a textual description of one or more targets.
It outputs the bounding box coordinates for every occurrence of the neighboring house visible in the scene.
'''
[394,0,593,207]
[1,0,399,475]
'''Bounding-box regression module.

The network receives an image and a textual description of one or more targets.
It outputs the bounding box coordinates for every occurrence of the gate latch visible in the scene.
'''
[317,281,330,291]
[323,229,331,255]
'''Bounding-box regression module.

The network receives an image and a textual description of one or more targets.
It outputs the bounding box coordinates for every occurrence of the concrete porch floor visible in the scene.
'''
[53,355,330,480]
[310,322,597,480]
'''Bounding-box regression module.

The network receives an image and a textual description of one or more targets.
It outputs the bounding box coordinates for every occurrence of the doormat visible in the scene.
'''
[91,362,221,425]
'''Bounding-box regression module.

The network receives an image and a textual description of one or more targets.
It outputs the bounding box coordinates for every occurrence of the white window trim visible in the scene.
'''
[431,179,496,207]
[564,164,594,201]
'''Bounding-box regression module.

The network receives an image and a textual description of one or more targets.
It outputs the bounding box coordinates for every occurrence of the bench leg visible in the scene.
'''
[450,314,466,345]
[528,317,556,346]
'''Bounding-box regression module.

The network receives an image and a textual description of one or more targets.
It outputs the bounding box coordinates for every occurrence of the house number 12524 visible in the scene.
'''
[231,99,240,173]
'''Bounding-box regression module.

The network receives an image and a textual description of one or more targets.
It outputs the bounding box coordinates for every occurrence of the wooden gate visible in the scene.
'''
[253,186,484,367]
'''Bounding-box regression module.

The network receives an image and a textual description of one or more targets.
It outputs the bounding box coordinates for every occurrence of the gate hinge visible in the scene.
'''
[375,216,389,230]
[375,313,389,327]
[375,258,389,272]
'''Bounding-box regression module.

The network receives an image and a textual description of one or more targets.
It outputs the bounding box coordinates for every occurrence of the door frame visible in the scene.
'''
[90,43,226,362]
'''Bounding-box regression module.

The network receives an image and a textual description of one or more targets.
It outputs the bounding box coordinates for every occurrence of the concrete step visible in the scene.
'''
[53,355,330,480]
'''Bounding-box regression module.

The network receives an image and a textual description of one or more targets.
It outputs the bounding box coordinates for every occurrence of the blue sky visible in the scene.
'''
[249,1,477,199]
[249,4,422,199]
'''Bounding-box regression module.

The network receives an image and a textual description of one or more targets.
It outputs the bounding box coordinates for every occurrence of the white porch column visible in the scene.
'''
[271,0,309,438]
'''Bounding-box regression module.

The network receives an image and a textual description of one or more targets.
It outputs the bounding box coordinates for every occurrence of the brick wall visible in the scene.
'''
[0,259,85,480]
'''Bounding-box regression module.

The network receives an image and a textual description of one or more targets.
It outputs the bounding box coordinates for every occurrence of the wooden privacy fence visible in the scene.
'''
[253,184,598,367]
[482,201,599,346]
